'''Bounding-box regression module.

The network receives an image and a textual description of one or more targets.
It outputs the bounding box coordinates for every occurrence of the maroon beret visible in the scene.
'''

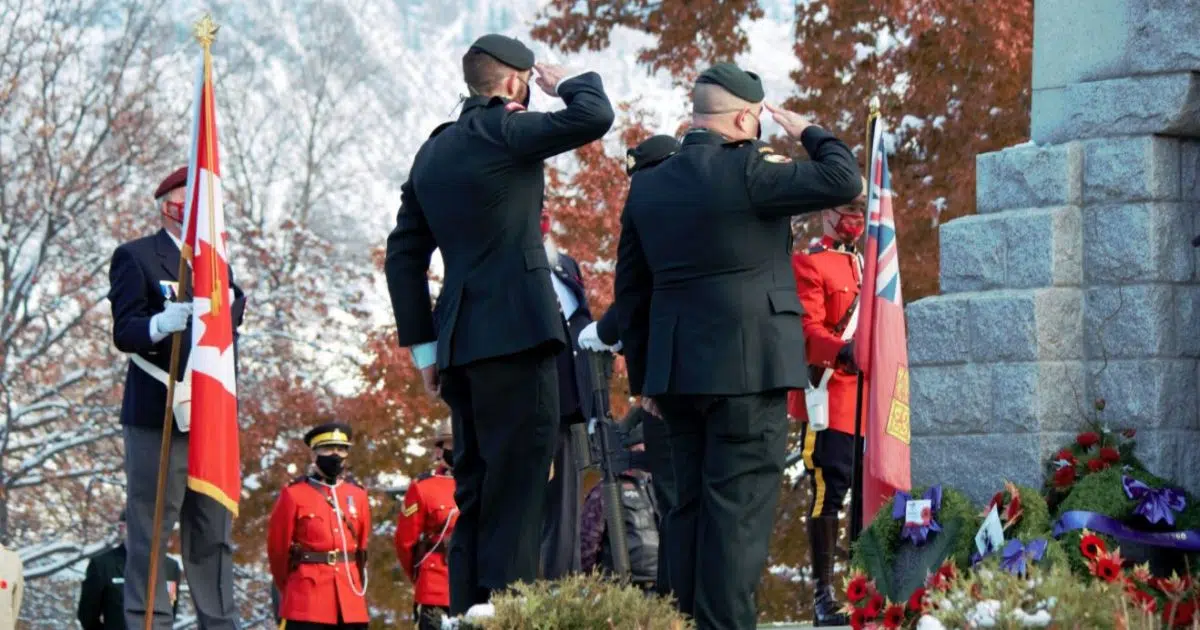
[154,166,189,199]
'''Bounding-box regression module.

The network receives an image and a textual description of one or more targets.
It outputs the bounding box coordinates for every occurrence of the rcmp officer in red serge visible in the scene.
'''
[612,63,860,629]
[788,184,867,627]
[107,166,245,630]
[384,33,613,615]
[267,423,371,629]
[395,419,458,630]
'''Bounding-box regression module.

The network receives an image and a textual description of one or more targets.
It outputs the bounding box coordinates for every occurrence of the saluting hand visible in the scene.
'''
[533,63,569,97]
[764,103,814,138]
[640,397,662,419]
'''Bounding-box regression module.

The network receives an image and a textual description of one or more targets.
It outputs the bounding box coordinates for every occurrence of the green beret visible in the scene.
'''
[469,34,535,71]
[626,135,680,175]
[696,62,764,103]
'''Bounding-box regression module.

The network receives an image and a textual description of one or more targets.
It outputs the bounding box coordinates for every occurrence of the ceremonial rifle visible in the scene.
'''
[583,350,631,578]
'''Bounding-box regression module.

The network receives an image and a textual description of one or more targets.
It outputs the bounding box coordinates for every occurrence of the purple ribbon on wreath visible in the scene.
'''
[1122,476,1186,527]
[999,538,1048,577]
[892,485,942,546]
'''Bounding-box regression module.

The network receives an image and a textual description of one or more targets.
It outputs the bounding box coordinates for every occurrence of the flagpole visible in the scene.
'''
[141,15,216,630]
[849,96,881,544]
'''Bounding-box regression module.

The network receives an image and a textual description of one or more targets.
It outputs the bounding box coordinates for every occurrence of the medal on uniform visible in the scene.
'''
[347,495,357,517]
[159,280,179,301]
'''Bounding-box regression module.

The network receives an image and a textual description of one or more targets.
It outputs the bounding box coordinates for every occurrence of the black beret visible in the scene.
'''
[626,135,680,175]
[304,422,353,449]
[696,62,764,103]
[469,34,535,71]
[154,166,189,199]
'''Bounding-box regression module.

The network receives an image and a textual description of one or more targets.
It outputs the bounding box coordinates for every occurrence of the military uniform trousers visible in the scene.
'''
[641,410,676,596]
[798,423,859,518]
[540,410,584,579]
[656,391,788,630]
[123,425,237,630]
[439,347,560,614]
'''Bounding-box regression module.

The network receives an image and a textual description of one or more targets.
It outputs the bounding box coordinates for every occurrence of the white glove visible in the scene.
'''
[152,301,193,336]
[577,321,612,352]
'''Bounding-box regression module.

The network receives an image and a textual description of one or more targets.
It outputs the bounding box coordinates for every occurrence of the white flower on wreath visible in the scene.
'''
[1010,608,1053,628]
[917,615,948,630]
[966,600,1002,628]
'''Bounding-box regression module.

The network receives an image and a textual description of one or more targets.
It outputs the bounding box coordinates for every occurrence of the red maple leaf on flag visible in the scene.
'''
[197,309,233,354]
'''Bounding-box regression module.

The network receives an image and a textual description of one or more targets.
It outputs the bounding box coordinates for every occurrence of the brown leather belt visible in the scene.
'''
[292,550,367,565]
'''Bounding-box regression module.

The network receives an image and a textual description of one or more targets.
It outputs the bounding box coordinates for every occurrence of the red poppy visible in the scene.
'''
[1126,588,1157,612]
[1053,465,1077,488]
[1054,448,1076,464]
[1080,531,1106,561]
[1077,432,1100,448]
[882,603,906,629]
[864,593,885,618]
[1099,446,1121,463]
[1087,458,1110,472]
[907,587,927,612]
[846,574,871,603]
[1089,549,1124,583]
[1163,598,1196,627]
[850,609,867,630]
[927,562,958,592]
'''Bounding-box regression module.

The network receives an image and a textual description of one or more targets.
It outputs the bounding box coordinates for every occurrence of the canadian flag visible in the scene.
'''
[180,36,241,516]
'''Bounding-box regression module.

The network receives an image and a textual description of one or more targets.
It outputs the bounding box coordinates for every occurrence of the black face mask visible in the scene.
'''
[441,447,455,468]
[315,454,345,479]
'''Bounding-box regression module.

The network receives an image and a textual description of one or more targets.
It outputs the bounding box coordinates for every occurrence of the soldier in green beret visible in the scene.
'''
[612,62,861,629]
[384,32,615,617]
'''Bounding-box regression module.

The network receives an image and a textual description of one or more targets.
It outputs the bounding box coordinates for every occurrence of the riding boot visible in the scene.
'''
[808,514,850,626]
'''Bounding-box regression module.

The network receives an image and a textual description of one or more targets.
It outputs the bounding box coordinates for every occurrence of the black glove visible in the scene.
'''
[836,340,859,374]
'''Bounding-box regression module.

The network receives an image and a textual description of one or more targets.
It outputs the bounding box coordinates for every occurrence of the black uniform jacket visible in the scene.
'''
[385,73,615,370]
[614,126,861,397]
[78,544,182,629]
[551,252,609,420]
[108,229,246,428]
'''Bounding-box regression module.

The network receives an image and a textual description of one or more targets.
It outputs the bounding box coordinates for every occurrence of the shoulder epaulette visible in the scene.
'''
[415,471,434,483]
[342,473,364,488]
[807,243,828,255]
[428,121,453,138]
[287,474,310,487]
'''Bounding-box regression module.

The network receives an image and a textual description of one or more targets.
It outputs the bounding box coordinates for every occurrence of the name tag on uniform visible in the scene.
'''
[159,281,180,301]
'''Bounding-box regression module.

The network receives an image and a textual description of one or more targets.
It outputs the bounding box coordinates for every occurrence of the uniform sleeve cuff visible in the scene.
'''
[555,73,586,95]
[410,341,437,370]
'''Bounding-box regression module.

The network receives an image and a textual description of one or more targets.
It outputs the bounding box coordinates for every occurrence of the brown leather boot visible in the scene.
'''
[808,515,850,626]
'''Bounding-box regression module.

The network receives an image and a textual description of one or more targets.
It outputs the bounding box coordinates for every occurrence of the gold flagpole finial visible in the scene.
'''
[193,14,220,48]
[869,95,881,118]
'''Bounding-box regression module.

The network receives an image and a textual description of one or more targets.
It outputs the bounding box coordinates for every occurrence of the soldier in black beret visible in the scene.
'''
[626,135,681,175]
[612,62,861,629]
[385,32,615,616]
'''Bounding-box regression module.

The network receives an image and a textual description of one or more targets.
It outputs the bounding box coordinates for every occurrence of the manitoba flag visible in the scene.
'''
[854,116,912,528]
[181,36,241,516]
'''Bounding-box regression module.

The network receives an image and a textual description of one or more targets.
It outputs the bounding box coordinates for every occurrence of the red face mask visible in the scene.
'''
[833,211,865,241]
[162,200,185,222]
[540,214,550,235]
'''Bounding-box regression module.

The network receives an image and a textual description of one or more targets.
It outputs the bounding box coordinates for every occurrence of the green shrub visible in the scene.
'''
[478,573,692,630]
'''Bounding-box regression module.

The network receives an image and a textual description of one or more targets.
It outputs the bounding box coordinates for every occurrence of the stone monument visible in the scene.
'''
[906,0,1200,502]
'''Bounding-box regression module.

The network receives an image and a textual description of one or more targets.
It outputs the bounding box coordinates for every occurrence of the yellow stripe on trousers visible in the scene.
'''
[801,427,827,518]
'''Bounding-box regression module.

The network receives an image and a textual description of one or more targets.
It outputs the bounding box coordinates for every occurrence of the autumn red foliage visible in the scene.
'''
[535,0,1034,301]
